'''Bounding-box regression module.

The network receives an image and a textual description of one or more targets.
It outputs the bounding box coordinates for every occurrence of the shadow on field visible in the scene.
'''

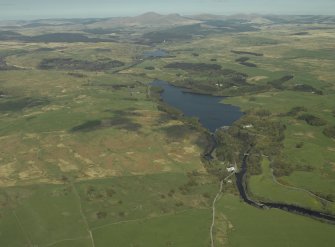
[0,97,50,112]
[70,109,142,132]
[159,125,193,141]
[39,58,125,71]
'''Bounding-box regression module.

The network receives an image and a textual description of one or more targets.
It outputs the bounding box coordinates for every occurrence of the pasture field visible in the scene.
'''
[92,208,212,247]
[217,194,335,247]
[248,159,335,213]
[0,173,217,246]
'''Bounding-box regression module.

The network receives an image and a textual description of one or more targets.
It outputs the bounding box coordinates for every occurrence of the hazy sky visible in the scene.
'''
[1,0,334,20]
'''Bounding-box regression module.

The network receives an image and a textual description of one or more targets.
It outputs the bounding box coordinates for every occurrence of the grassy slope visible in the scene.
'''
[92,209,211,247]
[74,173,216,229]
[0,174,217,247]
[0,184,89,246]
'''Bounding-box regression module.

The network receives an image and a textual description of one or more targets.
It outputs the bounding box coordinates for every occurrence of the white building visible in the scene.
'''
[226,167,236,173]
[243,124,253,129]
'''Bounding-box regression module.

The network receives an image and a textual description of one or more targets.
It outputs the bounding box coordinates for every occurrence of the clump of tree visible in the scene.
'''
[215,129,241,162]
[255,109,272,117]
[286,106,307,116]
[149,86,164,101]
[172,68,250,95]
[157,103,183,119]
[67,72,86,78]
[144,66,155,70]
[293,84,323,95]
[249,96,257,102]
[202,192,211,198]
[118,211,125,217]
[214,108,287,178]
[295,142,304,148]
[165,62,221,71]
[96,211,107,219]
[182,116,203,130]
[86,186,104,201]
[314,192,335,202]
[247,150,263,175]
[295,164,314,172]
[272,158,293,177]
[298,114,327,126]
[106,188,116,197]
[167,189,175,197]
[0,57,19,70]
[323,126,335,138]
[178,175,198,195]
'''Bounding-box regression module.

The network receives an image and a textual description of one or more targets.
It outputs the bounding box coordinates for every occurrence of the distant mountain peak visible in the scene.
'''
[85,12,201,28]
[137,12,163,18]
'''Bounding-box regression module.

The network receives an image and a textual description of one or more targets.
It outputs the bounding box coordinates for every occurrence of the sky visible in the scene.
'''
[0,0,334,20]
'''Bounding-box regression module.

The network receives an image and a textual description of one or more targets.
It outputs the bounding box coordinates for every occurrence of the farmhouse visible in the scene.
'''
[226,166,236,173]
[243,124,253,129]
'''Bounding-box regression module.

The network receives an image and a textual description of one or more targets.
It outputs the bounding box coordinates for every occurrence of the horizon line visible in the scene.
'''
[1,11,335,22]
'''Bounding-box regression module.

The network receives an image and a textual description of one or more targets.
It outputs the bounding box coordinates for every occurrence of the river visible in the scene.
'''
[152,80,335,223]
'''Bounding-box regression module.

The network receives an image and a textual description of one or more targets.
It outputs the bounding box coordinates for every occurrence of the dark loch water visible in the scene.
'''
[151,80,243,132]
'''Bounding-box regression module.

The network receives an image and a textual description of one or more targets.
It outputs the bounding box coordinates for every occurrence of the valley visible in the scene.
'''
[0,13,334,247]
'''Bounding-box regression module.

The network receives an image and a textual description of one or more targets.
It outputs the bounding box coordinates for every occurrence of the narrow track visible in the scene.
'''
[210,180,224,247]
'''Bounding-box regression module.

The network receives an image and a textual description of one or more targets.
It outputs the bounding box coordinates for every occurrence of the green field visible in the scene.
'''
[92,209,211,247]
[217,194,335,247]
[249,159,335,213]
[0,174,217,246]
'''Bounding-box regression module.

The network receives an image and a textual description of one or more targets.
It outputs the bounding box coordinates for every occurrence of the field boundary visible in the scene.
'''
[91,207,211,232]
[270,168,333,204]
[72,184,96,247]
